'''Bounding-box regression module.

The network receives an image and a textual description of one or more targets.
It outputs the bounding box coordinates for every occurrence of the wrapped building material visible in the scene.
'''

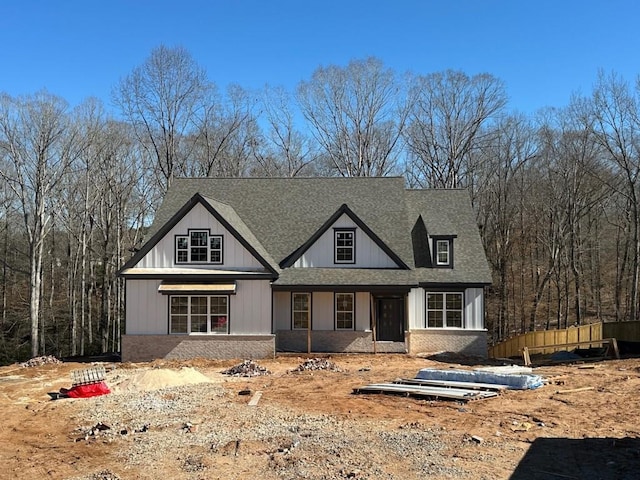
[416,368,544,390]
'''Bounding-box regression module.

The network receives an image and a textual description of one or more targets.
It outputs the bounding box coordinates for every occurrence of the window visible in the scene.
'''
[292,293,311,329]
[210,235,223,263]
[170,295,229,334]
[427,292,463,328]
[335,293,354,329]
[335,229,355,264]
[432,236,455,267]
[436,240,449,265]
[175,230,223,264]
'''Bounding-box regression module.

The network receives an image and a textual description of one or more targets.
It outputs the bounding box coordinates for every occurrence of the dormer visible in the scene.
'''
[431,235,456,269]
[281,204,408,270]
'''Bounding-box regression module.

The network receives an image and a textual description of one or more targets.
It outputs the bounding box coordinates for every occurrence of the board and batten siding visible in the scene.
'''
[126,279,167,334]
[407,287,485,330]
[312,292,334,330]
[355,292,371,331]
[407,287,425,330]
[125,279,272,335]
[135,203,263,270]
[230,280,272,334]
[293,214,398,268]
[464,287,484,330]
[273,291,292,331]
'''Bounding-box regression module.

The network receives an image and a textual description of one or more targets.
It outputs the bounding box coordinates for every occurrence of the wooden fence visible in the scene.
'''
[488,323,603,359]
[489,321,640,359]
[603,321,640,342]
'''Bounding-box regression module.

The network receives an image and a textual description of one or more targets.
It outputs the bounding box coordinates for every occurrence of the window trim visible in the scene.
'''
[425,291,464,329]
[174,229,224,265]
[431,235,456,268]
[334,228,356,264]
[169,295,230,334]
[291,292,311,330]
[335,292,355,330]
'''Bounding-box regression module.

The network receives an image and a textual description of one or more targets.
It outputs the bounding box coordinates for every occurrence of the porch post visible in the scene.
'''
[370,294,377,354]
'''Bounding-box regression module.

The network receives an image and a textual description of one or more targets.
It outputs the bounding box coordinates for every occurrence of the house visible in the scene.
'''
[118,177,492,362]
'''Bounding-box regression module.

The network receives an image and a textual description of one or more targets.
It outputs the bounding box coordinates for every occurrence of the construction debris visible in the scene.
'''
[222,360,271,377]
[20,355,62,367]
[248,391,263,406]
[293,357,343,372]
[58,366,111,399]
[353,380,500,402]
[353,366,547,402]
[72,366,106,386]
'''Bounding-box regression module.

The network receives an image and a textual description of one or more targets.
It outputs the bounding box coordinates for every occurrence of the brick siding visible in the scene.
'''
[121,335,275,362]
[276,330,407,353]
[408,330,488,358]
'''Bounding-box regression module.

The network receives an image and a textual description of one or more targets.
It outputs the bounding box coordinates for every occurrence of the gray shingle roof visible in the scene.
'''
[141,177,492,287]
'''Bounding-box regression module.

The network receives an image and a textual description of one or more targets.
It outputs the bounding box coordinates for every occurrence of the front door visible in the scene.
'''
[376,297,405,342]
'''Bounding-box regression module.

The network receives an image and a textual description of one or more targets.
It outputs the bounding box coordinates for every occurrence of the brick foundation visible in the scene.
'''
[408,329,488,358]
[121,335,275,362]
[276,330,407,353]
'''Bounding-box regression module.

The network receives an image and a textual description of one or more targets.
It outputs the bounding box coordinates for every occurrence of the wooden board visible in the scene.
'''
[394,378,509,391]
[353,383,499,401]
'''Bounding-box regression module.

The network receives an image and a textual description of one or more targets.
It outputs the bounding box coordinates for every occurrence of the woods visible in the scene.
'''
[0,45,639,362]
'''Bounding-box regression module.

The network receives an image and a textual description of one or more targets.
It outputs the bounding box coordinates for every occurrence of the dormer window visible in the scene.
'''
[432,236,455,268]
[436,240,449,265]
[335,229,355,264]
[176,230,223,264]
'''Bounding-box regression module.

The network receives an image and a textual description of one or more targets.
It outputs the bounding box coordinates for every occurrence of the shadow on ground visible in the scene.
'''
[510,437,640,480]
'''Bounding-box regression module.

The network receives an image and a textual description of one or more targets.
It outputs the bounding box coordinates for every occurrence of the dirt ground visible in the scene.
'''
[1,353,639,480]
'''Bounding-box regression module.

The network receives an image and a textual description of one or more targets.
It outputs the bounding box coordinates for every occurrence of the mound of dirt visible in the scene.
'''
[109,367,212,393]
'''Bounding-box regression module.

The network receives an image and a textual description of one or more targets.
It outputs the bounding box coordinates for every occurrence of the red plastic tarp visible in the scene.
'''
[61,381,111,398]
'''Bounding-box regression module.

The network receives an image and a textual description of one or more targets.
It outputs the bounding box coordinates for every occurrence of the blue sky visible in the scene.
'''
[1,0,639,114]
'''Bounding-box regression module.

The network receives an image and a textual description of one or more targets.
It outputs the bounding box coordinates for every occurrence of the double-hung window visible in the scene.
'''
[436,240,450,265]
[335,293,354,329]
[335,229,355,264]
[175,230,223,264]
[426,292,463,328]
[292,292,311,329]
[431,236,455,268]
[170,295,229,334]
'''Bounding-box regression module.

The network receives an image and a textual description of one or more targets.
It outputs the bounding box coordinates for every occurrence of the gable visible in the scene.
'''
[133,202,263,270]
[292,213,400,268]
[119,194,277,275]
[279,203,408,270]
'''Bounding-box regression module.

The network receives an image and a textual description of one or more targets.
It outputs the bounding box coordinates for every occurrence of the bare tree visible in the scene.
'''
[253,86,318,177]
[297,57,408,177]
[186,85,259,177]
[113,45,209,190]
[475,114,537,339]
[592,71,640,321]
[405,70,507,188]
[0,91,74,357]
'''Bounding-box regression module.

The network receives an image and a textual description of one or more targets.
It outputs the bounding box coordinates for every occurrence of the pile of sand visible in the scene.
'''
[108,367,212,393]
